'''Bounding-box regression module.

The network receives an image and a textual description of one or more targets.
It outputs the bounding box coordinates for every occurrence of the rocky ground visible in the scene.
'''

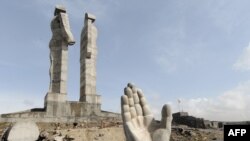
[0,122,223,141]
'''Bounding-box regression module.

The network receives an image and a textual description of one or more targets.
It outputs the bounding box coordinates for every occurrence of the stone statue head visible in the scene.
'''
[85,13,96,23]
[54,5,66,16]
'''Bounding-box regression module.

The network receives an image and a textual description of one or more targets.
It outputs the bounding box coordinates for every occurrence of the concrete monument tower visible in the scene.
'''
[80,13,101,104]
[45,5,75,114]
[0,7,120,122]
[48,5,75,94]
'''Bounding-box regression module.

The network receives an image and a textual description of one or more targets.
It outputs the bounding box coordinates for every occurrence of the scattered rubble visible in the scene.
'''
[0,122,223,141]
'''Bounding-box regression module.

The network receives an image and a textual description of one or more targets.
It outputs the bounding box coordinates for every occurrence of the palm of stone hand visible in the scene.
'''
[121,83,172,141]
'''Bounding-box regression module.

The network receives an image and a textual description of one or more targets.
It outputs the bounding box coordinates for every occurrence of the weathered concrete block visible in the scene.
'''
[80,95,101,104]
[45,92,67,102]
[80,13,99,103]
[5,121,39,141]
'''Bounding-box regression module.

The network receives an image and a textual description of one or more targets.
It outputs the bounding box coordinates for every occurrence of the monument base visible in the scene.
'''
[0,93,121,123]
[45,92,67,102]
[79,94,101,104]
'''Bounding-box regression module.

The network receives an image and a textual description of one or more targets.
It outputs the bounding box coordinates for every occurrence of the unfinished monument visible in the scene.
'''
[80,13,100,104]
[45,5,75,117]
[48,5,75,94]
[121,83,172,141]
[0,5,120,122]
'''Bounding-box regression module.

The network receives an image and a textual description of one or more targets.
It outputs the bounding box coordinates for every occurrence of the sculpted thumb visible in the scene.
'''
[161,104,172,130]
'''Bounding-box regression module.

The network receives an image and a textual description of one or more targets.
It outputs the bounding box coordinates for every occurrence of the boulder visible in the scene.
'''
[5,121,39,141]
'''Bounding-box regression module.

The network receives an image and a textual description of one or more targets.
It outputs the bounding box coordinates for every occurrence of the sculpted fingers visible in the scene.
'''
[134,93,143,117]
[129,83,137,94]
[137,88,153,127]
[124,87,137,119]
[132,86,144,128]
[124,86,134,107]
[121,91,137,140]
[127,83,145,128]
[121,95,131,122]
[137,89,152,116]
[161,104,172,131]
[128,84,143,117]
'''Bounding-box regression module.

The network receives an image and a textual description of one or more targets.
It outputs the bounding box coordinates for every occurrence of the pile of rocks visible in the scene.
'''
[170,125,222,141]
[37,123,75,141]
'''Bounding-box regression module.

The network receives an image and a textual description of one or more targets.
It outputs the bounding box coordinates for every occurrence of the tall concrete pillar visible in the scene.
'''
[80,13,101,104]
[45,6,75,115]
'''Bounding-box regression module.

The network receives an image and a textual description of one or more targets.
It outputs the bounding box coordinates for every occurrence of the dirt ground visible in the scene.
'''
[0,122,223,141]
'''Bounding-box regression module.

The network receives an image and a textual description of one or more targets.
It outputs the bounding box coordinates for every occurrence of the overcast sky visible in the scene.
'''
[1,0,250,121]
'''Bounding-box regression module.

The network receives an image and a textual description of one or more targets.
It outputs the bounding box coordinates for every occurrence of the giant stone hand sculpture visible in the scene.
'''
[121,83,172,141]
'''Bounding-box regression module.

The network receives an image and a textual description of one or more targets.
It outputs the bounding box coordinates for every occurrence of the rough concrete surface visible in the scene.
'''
[0,6,121,122]
[2,121,39,141]
[0,122,223,141]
